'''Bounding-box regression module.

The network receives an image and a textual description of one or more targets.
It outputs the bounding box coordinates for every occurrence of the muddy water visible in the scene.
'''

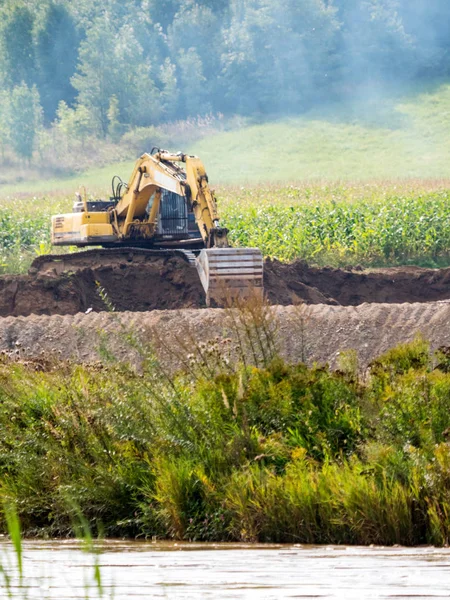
[1,541,450,599]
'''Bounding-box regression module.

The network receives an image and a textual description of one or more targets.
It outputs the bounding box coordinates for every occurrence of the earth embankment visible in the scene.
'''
[1,254,450,369]
[1,252,450,317]
[1,302,449,370]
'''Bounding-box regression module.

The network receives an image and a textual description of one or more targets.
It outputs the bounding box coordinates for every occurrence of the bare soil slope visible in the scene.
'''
[264,260,450,306]
[1,302,449,370]
[1,253,450,317]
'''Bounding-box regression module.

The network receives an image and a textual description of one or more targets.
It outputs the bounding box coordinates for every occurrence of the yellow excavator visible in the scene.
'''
[45,149,263,306]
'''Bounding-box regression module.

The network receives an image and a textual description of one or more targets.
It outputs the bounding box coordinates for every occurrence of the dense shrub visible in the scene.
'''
[1,337,450,544]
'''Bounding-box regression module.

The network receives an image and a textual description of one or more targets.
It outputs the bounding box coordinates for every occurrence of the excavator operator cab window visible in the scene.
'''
[158,190,188,237]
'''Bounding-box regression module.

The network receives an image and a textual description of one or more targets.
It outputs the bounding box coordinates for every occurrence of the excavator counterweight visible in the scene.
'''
[47,150,264,306]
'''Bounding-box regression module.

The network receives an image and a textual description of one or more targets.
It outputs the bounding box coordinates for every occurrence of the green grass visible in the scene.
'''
[0,160,135,198]
[191,83,450,183]
[1,329,450,545]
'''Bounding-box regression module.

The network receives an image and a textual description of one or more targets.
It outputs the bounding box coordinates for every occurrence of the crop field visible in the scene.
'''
[2,179,450,274]
[221,181,450,267]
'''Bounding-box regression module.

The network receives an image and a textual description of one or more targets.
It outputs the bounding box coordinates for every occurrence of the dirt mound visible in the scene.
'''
[2,302,450,370]
[0,255,205,317]
[264,260,450,306]
[2,253,450,318]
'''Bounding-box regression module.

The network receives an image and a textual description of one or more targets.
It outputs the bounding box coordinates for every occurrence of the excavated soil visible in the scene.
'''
[1,303,450,371]
[264,260,450,305]
[2,252,450,367]
[1,253,450,317]
[0,255,205,317]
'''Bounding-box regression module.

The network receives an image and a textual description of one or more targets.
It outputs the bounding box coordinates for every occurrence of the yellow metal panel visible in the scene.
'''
[116,183,158,219]
[52,212,109,230]
[51,213,115,245]
[80,224,115,238]
[115,154,185,222]
[79,213,110,224]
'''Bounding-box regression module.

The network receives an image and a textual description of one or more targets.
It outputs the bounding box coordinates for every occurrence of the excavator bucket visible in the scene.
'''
[195,248,264,307]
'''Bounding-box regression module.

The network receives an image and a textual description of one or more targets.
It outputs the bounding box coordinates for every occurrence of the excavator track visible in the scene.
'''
[29,247,196,276]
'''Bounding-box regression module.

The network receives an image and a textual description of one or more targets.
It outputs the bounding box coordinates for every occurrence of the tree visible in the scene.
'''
[168,3,222,80]
[0,91,10,161]
[55,100,96,142]
[160,58,179,121]
[177,48,211,117]
[67,0,140,28]
[398,0,450,77]
[221,0,340,115]
[72,15,161,135]
[35,2,80,122]
[107,95,123,141]
[333,0,414,85]
[0,4,36,87]
[7,84,43,162]
[146,0,181,31]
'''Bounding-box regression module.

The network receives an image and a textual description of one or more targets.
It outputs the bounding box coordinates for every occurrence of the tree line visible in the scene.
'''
[0,0,449,161]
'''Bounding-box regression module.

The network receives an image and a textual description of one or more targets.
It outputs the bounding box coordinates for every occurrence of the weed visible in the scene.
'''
[96,281,116,313]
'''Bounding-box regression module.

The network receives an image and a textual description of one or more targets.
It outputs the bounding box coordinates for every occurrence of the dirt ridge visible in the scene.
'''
[2,302,450,370]
[2,255,450,367]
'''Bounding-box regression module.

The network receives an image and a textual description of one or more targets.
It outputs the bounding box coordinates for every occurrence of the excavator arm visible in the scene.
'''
[114,151,230,248]
[149,152,263,305]
[113,153,186,239]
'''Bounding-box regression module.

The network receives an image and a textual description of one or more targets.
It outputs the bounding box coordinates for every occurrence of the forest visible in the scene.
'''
[0,0,450,166]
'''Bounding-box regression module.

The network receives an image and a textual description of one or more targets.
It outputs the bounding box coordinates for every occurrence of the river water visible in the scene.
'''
[0,540,449,599]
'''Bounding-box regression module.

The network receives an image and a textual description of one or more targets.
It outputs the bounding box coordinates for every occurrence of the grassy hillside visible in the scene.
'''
[1,83,450,196]
[0,161,135,198]
[191,84,450,183]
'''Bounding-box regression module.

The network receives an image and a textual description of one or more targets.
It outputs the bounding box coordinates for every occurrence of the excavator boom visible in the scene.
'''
[48,150,263,306]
